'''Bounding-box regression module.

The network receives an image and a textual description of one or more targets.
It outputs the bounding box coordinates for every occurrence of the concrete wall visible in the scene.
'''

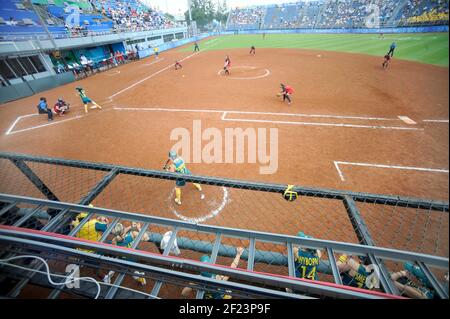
[0,71,75,104]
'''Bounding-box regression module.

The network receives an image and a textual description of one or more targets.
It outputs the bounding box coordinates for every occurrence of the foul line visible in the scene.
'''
[107,37,223,101]
[105,70,121,76]
[334,161,449,182]
[222,114,422,131]
[143,58,165,66]
[5,107,427,136]
[108,51,201,100]
[115,106,403,121]
[423,119,449,123]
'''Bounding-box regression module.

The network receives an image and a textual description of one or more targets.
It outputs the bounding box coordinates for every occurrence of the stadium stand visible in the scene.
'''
[0,0,178,40]
[226,0,449,30]
[227,6,265,30]
[91,0,175,32]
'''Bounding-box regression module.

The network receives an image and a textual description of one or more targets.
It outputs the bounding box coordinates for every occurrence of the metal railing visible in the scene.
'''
[0,152,448,299]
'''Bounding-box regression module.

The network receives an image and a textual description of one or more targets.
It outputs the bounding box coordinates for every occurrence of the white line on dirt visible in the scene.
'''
[398,116,417,125]
[108,51,202,100]
[108,37,222,101]
[334,160,449,182]
[105,70,121,76]
[113,106,403,121]
[169,187,228,223]
[7,115,83,135]
[222,116,423,131]
[143,58,165,66]
[217,66,271,79]
[423,119,449,123]
[5,113,38,135]
[113,106,423,130]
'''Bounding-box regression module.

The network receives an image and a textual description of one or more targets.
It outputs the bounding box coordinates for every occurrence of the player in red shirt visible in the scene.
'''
[53,98,70,116]
[279,83,294,105]
[175,61,182,70]
[382,54,391,69]
[224,56,231,75]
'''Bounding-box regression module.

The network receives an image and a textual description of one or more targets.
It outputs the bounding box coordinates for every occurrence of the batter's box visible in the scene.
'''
[6,113,83,135]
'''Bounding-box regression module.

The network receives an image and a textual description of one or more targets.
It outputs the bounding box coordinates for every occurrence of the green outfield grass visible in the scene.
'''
[182,33,449,67]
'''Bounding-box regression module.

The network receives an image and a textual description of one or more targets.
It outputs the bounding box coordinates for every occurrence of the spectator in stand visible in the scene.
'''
[337,254,377,289]
[70,205,109,251]
[55,61,66,74]
[80,54,93,73]
[6,17,17,26]
[115,51,124,64]
[181,247,245,299]
[107,222,150,285]
[292,232,321,280]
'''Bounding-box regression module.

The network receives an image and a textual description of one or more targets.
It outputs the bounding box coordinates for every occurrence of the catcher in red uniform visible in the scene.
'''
[224,56,231,75]
[278,83,294,105]
[53,98,70,116]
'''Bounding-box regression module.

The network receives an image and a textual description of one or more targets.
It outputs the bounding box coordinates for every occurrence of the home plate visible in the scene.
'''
[317,54,322,58]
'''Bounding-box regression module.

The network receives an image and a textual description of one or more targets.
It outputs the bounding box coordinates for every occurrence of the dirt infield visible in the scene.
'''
[0,42,448,260]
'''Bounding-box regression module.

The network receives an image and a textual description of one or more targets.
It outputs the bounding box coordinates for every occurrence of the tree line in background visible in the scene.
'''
[185,0,229,29]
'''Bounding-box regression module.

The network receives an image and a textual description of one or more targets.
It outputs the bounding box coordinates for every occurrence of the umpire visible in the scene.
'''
[37,97,53,121]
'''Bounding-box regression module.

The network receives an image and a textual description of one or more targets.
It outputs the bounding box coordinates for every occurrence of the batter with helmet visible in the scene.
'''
[163,150,205,205]
[75,86,102,114]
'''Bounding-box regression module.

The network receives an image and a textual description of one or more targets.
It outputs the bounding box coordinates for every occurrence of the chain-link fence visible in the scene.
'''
[0,152,448,299]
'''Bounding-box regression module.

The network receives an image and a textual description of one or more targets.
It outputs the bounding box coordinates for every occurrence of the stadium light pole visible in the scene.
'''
[187,0,193,23]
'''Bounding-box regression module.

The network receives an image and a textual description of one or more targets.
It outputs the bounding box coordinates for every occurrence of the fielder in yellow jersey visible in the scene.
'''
[163,150,204,205]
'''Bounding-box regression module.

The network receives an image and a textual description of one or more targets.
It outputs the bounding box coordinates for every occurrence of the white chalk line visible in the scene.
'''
[143,57,165,66]
[217,65,271,80]
[104,70,121,76]
[7,115,84,135]
[5,113,38,135]
[397,115,417,125]
[108,37,222,101]
[169,187,228,223]
[4,40,202,136]
[4,106,436,136]
[113,106,424,130]
[222,115,423,131]
[108,53,198,99]
[423,119,449,123]
[334,160,449,182]
[217,65,255,75]
[113,106,403,121]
